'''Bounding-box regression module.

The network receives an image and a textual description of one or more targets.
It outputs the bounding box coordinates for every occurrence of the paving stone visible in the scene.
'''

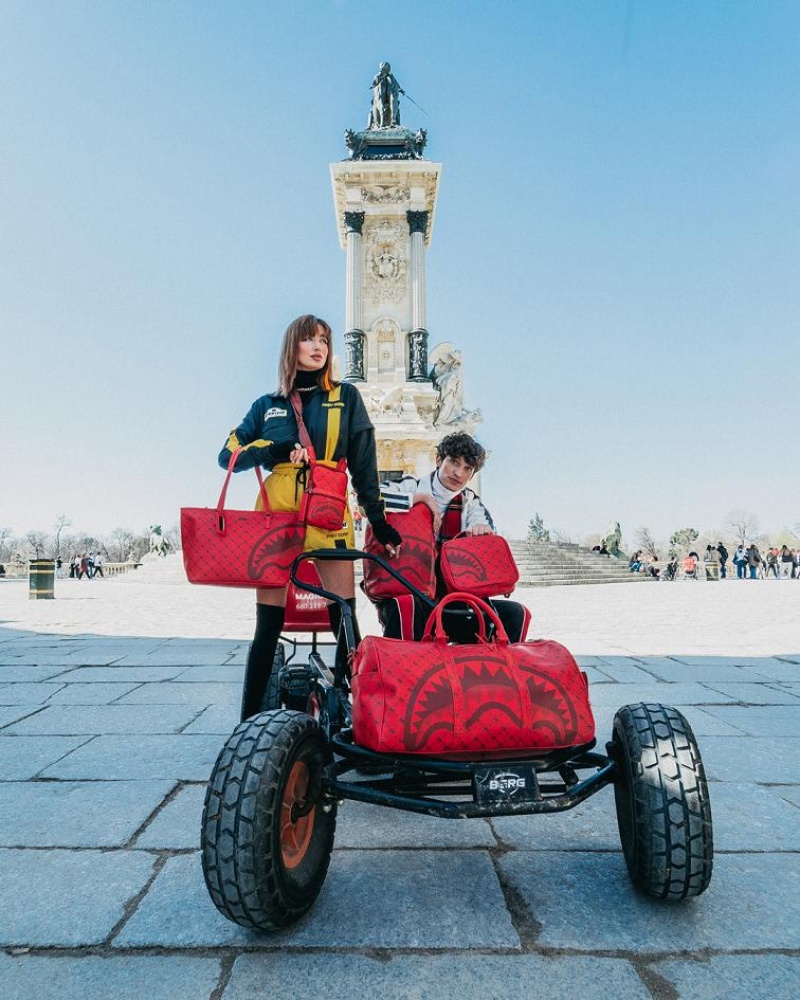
[0,705,44,730]
[182,702,239,734]
[41,734,223,781]
[116,850,519,949]
[0,735,93,779]
[654,955,800,1000]
[117,682,240,705]
[498,852,800,951]
[0,664,75,682]
[46,682,142,704]
[668,655,791,670]
[635,658,772,683]
[0,780,175,847]
[54,666,188,683]
[334,800,497,849]
[709,783,800,851]
[0,848,156,946]
[493,793,620,851]
[720,659,800,682]
[699,682,800,705]
[778,787,800,808]
[134,783,206,849]
[0,954,222,1000]
[700,737,799,783]
[699,705,800,737]
[590,657,665,684]
[224,954,650,999]
[4,704,202,735]
[585,683,737,708]
[0,682,66,704]
[115,647,238,666]
[589,704,744,740]
[170,665,245,683]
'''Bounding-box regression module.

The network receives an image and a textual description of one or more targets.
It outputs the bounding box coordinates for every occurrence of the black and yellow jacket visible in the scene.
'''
[218,382,386,524]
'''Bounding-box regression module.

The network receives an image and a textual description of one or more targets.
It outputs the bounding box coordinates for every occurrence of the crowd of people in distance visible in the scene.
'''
[66,552,105,580]
[627,540,800,582]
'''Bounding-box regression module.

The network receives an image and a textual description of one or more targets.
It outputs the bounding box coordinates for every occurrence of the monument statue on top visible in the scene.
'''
[368,62,405,129]
[344,61,426,160]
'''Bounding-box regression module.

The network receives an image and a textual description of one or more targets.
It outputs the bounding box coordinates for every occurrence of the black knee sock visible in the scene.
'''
[327,598,361,678]
[241,604,285,721]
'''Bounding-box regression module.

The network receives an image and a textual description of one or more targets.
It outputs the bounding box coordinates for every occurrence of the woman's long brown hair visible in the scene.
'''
[277,314,335,395]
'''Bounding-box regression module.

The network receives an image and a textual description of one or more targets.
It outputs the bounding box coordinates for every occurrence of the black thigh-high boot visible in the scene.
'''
[327,598,362,679]
[241,604,285,721]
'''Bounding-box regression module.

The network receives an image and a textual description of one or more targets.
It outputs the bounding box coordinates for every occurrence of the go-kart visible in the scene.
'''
[201,549,714,931]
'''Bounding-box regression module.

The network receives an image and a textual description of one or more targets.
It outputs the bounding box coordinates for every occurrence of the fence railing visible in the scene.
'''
[0,561,141,580]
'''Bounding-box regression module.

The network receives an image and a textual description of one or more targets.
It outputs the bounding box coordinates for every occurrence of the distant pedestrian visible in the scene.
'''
[93,552,105,578]
[746,544,761,580]
[733,544,747,579]
[780,545,794,579]
[716,541,728,579]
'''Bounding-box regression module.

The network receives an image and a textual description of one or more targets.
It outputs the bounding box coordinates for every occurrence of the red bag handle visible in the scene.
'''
[217,447,270,514]
[421,591,509,645]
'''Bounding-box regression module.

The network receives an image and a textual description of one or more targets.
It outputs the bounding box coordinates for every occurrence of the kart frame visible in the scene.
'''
[280,548,618,820]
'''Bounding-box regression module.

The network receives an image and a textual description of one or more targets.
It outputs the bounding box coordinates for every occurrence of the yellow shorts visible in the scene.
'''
[255,462,355,552]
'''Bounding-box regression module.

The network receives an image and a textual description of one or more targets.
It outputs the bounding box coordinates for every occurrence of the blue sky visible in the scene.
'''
[2,1,798,549]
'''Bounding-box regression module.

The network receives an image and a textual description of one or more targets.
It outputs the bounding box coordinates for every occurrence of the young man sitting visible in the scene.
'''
[377,432,527,643]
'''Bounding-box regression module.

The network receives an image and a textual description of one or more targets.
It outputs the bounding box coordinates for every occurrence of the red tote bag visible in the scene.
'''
[181,448,305,588]
[362,504,437,600]
[351,592,595,757]
[439,533,519,598]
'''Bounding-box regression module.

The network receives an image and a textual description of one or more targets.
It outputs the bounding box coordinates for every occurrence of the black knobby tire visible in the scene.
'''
[201,709,337,930]
[612,702,713,900]
[262,643,285,711]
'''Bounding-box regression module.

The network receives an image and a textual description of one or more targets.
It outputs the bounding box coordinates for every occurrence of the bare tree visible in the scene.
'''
[0,526,13,562]
[728,510,760,545]
[636,527,660,561]
[25,531,51,559]
[53,514,72,560]
[106,528,136,563]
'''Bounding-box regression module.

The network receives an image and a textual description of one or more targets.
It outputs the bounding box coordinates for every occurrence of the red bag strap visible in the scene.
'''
[421,591,509,644]
[288,392,318,463]
[218,448,270,513]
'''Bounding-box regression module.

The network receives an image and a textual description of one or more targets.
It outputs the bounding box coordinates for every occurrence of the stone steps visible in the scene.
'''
[507,539,655,587]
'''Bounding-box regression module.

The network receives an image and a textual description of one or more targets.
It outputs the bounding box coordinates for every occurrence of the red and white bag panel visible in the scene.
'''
[362,504,437,601]
[438,533,519,599]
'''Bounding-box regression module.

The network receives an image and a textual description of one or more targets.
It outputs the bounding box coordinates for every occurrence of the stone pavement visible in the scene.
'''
[0,559,798,998]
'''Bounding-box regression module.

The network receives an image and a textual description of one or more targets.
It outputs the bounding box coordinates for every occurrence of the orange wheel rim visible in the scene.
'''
[280,760,315,869]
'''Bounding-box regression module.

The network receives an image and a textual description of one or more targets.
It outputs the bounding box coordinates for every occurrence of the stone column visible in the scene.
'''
[343,211,365,381]
[406,210,430,382]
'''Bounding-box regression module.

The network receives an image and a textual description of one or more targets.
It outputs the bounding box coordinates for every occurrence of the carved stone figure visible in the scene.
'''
[369,384,404,416]
[368,62,405,129]
[149,525,171,557]
[602,522,623,558]
[429,343,465,426]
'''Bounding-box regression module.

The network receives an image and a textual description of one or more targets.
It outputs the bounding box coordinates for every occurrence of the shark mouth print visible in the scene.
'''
[402,651,581,752]
[442,546,489,585]
[247,524,305,580]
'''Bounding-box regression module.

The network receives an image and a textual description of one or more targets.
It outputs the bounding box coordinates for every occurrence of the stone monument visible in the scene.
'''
[331,63,482,481]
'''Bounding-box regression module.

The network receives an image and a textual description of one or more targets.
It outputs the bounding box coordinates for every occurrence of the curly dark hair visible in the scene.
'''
[435,432,486,472]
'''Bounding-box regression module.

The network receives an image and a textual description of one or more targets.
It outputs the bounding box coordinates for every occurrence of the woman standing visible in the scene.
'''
[219,314,401,720]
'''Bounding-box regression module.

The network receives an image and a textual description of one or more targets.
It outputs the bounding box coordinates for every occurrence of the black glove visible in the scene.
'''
[268,440,295,463]
[371,519,402,549]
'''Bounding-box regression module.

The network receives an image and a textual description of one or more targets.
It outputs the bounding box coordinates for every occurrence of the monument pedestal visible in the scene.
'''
[331,89,481,480]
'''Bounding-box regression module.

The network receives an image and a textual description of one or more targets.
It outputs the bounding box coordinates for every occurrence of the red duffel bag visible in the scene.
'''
[351,593,595,757]
[362,504,437,600]
[438,532,519,598]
